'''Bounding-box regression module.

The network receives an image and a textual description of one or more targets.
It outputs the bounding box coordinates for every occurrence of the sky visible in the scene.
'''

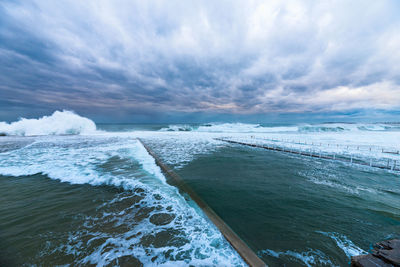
[0,0,400,123]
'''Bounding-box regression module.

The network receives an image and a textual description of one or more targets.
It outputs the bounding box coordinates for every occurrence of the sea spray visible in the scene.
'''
[0,110,97,136]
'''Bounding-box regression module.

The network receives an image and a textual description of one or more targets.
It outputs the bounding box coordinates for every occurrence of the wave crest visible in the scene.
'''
[0,110,97,136]
[159,122,400,133]
[298,126,346,132]
[160,123,297,133]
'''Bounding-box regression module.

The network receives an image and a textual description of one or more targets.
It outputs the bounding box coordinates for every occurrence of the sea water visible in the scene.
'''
[0,111,399,266]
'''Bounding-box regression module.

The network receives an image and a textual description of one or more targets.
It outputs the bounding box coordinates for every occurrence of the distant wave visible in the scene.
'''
[297,126,346,132]
[357,125,400,131]
[159,122,400,133]
[159,124,195,132]
[159,123,297,133]
[0,110,97,136]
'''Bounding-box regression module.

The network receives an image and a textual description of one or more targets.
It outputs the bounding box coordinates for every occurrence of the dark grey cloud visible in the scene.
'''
[0,0,400,122]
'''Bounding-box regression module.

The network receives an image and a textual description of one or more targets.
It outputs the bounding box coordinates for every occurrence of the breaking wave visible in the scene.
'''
[160,123,297,133]
[297,125,346,132]
[159,122,400,133]
[0,110,97,136]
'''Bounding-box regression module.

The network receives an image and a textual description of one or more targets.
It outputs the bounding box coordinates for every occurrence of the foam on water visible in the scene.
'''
[138,122,400,172]
[259,248,337,267]
[0,110,97,136]
[160,123,299,133]
[302,172,378,195]
[2,111,399,170]
[155,122,400,171]
[139,133,223,169]
[0,135,245,266]
[1,112,399,265]
[307,177,361,195]
[225,129,400,169]
[159,124,194,132]
[159,122,400,134]
[317,231,367,258]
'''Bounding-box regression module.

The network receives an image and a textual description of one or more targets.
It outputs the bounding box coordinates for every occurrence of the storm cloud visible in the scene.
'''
[1,0,399,122]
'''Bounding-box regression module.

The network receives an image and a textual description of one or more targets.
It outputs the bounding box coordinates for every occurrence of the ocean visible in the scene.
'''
[0,111,399,266]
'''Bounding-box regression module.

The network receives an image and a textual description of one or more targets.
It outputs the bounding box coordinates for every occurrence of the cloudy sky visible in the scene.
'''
[1,0,400,122]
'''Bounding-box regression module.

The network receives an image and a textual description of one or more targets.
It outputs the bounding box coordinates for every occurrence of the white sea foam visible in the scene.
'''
[159,124,194,132]
[307,177,379,195]
[0,135,245,266]
[128,120,400,172]
[155,122,400,170]
[307,177,360,195]
[0,110,97,136]
[160,123,297,133]
[260,248,337,267]
[159,122,400,134]
[2,111,399,170]
[317,231,367,258]
[223,127,400,170]
[139,133,223,169]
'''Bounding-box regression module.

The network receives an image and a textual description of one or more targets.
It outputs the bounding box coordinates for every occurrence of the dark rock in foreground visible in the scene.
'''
[351,239,400,267]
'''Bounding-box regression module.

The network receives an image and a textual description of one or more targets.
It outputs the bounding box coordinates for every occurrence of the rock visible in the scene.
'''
[351,254,393,267]
[149,213,175,226]
[351,239,400,267]
[106,255,143,267]
[375,239,400,250]
[373,239,400,266]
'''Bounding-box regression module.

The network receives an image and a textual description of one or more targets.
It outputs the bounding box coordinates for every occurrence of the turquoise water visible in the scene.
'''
[0,120,400,266]
[172,145,400,266]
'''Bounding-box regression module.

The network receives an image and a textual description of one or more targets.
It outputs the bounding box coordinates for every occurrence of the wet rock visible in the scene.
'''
[140,229,188,248]
[134,207,155,222]
[107,255,143,267]
[351,254,393,267]
[351,239,400,267]
[149,213,175,225]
